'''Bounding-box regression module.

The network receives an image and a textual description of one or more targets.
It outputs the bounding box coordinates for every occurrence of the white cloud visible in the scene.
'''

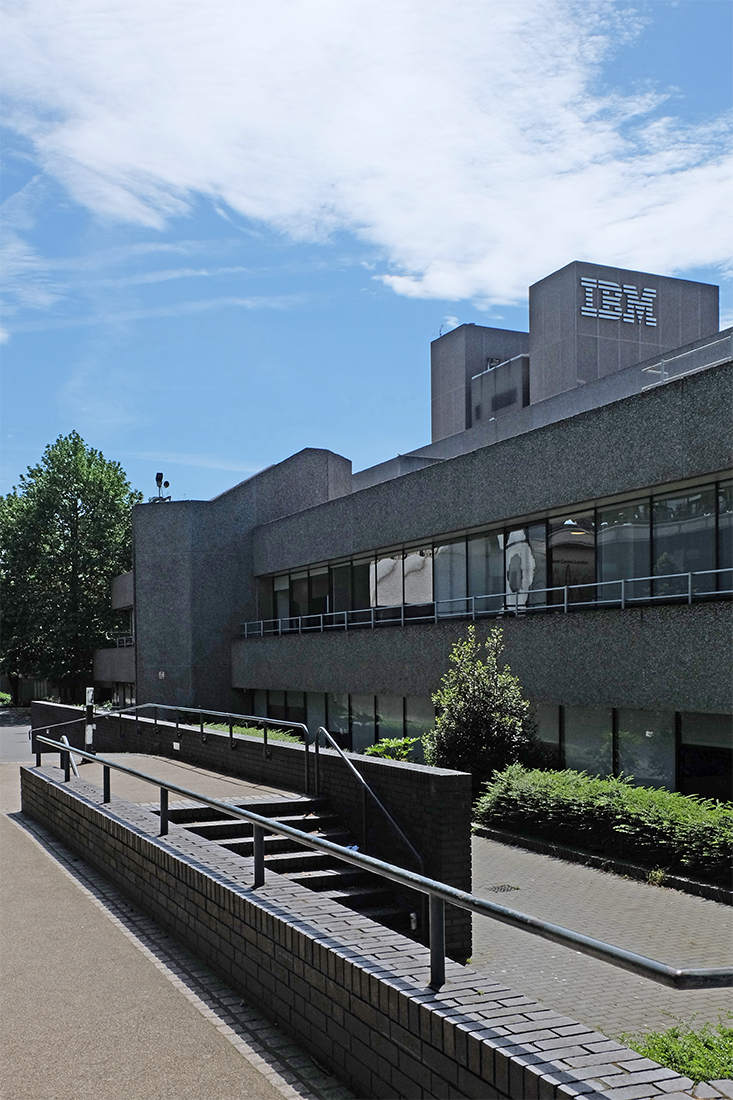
[124,450,260,473]
[2,0,731,303]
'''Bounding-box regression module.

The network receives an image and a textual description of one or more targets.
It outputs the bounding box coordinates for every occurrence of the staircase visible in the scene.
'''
[167,795,414,932]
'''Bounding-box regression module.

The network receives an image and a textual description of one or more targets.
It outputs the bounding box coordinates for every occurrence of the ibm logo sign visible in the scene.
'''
[580,278,657,326]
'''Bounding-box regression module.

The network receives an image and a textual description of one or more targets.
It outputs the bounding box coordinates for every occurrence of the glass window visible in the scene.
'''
[718,482,733,583]
[617,710,675,789]
[434,539,467,615]
[330,563,351,613]
[597,501,650,601]
[375,553,402,607]
[309,569,329,615]
[533,703,560,746]
[377,696,404,740]
[549,514,595,603]
[506,523,548,608]
[403,547,433,604]
[306,692,327,741]
[286,690,306,725]
[290,572,308,618]
[468,532,504,613]
[326,693,349,737]
[653,487,715,595]
[253,689,268,718]
[268,689,286,721]
[564,706,613,776]
[273,574,289,620]
[352,558,372,610]
[406,696,434,763]
[351,694,375,752]
[679,713,733,801]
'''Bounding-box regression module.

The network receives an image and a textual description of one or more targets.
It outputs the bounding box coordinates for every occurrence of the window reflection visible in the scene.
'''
[403,547,433,604]
[597,501,650,600]
[352,557,372,610]
[506,524,547,607]
[718,482,732,584]
[549,515,594,602]
[564,706,613,775]
[374,553,402,607]
[290,572,308,618]
[468,532,504,613]
[653,488,715,595]
[617,710,675,789]
[434,540,467,615]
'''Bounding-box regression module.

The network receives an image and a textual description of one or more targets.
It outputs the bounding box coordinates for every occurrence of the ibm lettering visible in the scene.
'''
[580,278,657,326]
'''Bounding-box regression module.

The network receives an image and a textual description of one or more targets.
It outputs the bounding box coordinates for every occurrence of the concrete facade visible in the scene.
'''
[123,260,731,796]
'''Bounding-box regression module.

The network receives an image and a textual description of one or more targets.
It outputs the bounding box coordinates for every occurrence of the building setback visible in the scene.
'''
[96,261,733,799]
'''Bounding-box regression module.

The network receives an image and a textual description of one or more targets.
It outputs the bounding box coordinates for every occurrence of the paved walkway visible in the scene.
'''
[0,730,354,1100]
[471,834,733,1038]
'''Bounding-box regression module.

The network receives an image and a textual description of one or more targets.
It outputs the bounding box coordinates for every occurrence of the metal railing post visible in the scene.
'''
[362,785,368,848]
[36,751,42,767]
[563,586,568,614]
[304,732,309,794]
[314,735,320,797]
[688,572,693,604]
[621,578,625,610]
[103,766,111,803]
[200,712,205,742]
[154,705,158,736]
[229,716,234,750]
[160,788,169,835]
[263,722,269,759]
[429,895,446,990]
[63,749,71,782]
[253,825,265,887]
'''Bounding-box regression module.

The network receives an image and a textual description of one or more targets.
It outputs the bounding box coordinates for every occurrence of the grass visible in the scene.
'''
[620,1016,733,1085]
[203,721,302,744]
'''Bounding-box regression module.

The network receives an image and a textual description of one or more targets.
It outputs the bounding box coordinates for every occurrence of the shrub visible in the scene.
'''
[424,626,537,794]
[364,736,420,761]
[474,764,733,886]
[621,1016,733,1085]
[204,722,302,744]
[0,691,11,706]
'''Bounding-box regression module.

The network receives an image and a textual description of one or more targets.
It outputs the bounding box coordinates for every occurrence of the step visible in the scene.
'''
[261,850,338,874]
[166,797,326,827]
[188,813,342,841]
[288,867,371,890]
[323,885,395,908]
[223,829,351,858]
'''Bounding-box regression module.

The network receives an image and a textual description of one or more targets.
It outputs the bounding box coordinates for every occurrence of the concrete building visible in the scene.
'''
[114,260,732,799]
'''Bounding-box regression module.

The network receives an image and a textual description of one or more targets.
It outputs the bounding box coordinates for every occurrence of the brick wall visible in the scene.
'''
[31,702,472,960]
[21,765,699,1100]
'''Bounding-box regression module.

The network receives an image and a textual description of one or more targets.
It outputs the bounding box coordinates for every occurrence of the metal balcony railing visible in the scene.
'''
[242,566,732,638]
[641,331,733,388]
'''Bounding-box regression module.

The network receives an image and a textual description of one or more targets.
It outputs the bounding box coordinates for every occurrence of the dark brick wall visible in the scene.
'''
[21,766,696,1100]
[31,701,472,960]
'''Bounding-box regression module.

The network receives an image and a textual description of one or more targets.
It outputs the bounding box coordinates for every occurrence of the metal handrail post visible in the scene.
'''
[60,735,79,778]
[362,785,368,848]
[563,586,568,614]
[229,716,234,750]
[103,766,111,803]
[304,733,309,794]
[200,712,204,742]
[33,736,733,991]
[160,788,169,835]
[314,735,320,796]
[429,895,446,990]
[154,705,158,736]
[253,825,265,887]
[688,572,693,604]
[621,578,625,610]
[316,727,424,873]
[263,721,268,759]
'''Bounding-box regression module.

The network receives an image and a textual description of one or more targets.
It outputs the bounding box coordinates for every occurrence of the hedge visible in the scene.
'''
[474,765,733,886]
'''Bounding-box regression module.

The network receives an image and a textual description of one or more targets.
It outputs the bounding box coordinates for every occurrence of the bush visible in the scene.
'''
[621,1016,733,1085]
[474,764,733,886]
[204,722,302,744]
[424,626,537,794]
[364,736,420,761]
[0,691,11,707]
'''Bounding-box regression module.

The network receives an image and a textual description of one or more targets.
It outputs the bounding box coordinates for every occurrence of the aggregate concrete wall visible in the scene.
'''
[31,702,473,960]
[253,362,733,574]
[232,602,733,715]
[21,765,702,1100]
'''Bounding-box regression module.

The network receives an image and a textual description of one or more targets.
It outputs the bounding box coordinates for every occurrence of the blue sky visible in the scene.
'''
[2,0,731,501]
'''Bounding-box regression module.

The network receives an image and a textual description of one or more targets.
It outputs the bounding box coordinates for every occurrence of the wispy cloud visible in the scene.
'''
[123,450,261,473]
[5,293,307,333]
[2,0,731,304]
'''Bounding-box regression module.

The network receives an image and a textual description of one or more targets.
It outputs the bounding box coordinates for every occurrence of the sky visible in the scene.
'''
[2,0,732,502]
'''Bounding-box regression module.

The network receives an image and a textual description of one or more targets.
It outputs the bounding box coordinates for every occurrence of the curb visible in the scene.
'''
[472,824,733,905]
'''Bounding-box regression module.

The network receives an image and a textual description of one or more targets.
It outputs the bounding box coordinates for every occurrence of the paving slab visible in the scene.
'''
[470,834,733,1038]
[0,760,353,1100]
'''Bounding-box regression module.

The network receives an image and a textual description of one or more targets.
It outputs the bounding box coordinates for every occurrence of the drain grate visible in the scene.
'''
[488,884,520,893]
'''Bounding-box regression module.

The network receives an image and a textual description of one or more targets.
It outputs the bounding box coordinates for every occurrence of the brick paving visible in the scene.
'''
[470,835,733,1037]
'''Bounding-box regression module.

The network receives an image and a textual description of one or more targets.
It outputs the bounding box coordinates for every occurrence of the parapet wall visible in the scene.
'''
[21,765,699,1100]
[31,702,472,960]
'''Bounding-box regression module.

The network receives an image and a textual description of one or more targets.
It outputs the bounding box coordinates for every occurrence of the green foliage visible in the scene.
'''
[621,1016,733,1085]
[364,736,420,761]
[203,722,302,744]
[474,764,733,886]
[424,626,537,793]
[0,691,11,707]
[0,432,142,697]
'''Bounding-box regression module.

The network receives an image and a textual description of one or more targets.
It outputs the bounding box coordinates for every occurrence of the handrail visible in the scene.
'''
[242,566,732,636]
[59,735,80,778]
[314,726,424,874]
[33,735,732,992]
[82,703,313,794]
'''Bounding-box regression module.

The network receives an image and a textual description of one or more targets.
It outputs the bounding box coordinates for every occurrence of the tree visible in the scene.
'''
[0,432,142,702]
[423,625,537,795]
